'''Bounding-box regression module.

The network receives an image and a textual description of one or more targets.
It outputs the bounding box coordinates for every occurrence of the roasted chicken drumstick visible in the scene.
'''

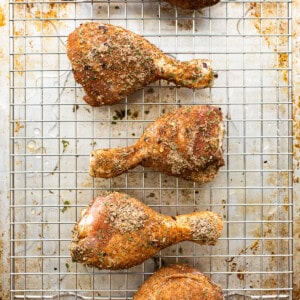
[67,22,214,106]
[165,0,220,10]
[133,264,224,300]
[90,106,224,183]
[70,192,223,270]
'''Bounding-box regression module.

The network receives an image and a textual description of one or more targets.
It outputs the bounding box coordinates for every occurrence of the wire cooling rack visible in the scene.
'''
[9,0,293,299]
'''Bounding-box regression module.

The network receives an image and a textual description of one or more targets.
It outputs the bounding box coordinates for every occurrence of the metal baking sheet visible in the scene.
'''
[6,0,294,299]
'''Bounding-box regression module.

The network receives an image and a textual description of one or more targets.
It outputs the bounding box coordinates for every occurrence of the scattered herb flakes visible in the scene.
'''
[90,141,97,146]
[97,229,104,239]
[113,109,131,121]
[112,109,139,121]
[61,200,71,213]
[132,111,139,119]
[111,121,117,125]
[61,140,69,152]
[114,5,120,9]
[147,87,154,94]
[144,110,150,115]
[222,199,226,210]
[72,104,79,112]
[152,257,166,271]
[84,107,91,113]
[51,165,58,175]
[106,200,148,233]
[127,236,133,242]
[152,256,160,271]
[120,109,129,119]
[178,246,183,254]
[65,263,70,271]
[146,192,155,198]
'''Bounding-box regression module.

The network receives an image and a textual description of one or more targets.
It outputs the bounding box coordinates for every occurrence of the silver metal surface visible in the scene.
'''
[9,0,293,299]
[292,1,300,298]
[0,0,11,298]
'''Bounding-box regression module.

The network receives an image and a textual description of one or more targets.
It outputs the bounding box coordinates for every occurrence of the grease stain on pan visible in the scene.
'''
[249,2,289,84]
[0,5,5,27]
[283,196,289,212]
[14,2,70,35]
[229,208,290,287]
[14,121,24,134]
[169,19,195,31]
[13,54,24,76]
[236,267,245,281]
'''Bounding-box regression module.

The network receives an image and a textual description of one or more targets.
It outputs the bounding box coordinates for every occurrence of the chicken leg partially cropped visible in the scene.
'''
[133,264,224,300]
[90,105,224,184]
[67,22,215,106]
[70,192,223,270]
[164,0,220,10]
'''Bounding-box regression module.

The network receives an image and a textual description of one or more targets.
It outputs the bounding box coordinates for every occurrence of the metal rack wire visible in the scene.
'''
[9,0,293,299]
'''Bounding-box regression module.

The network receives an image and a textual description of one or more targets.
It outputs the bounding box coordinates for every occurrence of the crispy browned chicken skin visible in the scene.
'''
[70,192,223,270]
[165,0,220,10]
[90,106,224,183]
[133,264,224,300]
[67,22,215,106]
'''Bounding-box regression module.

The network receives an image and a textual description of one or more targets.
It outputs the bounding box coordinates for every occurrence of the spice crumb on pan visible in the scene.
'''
[61,200,71,213]
[61,140,69,152]
[14,121,24,133]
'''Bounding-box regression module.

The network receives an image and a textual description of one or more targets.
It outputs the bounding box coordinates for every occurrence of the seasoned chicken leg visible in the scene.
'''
[90,105,224,183]
[70,192,223,270]
[67,22,215,106]
[133,264,224,300]
[165,0,220,10]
